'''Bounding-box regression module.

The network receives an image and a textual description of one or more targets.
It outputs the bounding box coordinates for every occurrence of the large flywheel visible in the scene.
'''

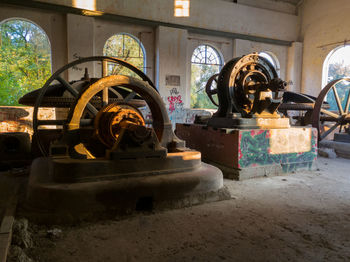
[33,56,177,158]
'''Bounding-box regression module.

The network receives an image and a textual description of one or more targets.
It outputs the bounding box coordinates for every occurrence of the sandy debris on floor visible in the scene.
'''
[16,157,350,262]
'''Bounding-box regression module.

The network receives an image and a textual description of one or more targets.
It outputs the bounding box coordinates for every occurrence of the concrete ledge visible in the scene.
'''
[204,159,316,181]
[319,140,350,159]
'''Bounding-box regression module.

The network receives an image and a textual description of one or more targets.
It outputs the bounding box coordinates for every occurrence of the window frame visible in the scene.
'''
[103,32,147,74]
[190,44,223,109]
[259,51,280,76]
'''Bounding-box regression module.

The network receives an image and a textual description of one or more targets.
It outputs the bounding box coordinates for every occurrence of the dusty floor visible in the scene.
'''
[22,157,350,261]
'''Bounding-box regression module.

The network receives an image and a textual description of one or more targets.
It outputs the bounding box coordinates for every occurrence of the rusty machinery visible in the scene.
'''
[176,53,318,180]
[281,79,350,142]
[24,56,225,223]
[205,53,288,128]
[204,58,350,142]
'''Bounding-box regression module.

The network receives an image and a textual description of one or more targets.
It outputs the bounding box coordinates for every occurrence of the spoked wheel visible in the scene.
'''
[33,56,160,157]
[311,78,350,141]
[205,74,219,107]
[65,75,170,158]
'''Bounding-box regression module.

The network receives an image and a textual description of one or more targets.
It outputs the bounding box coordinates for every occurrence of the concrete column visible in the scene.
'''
[66,14,95,81]
[155,26,188,109]
[286,42,303,93]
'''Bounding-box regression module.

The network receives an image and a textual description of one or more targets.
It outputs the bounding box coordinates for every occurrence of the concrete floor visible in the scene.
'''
[25,157,350,261]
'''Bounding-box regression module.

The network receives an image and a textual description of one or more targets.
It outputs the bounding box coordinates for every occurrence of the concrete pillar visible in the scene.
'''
[155,26,188,109]
[286,42,303,93]
[66,14,95,81]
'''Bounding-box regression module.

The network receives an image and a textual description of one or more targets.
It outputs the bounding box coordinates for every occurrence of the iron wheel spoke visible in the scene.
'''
[320,122,340,140]
[320,108,340,119]
[102,87,108,106]
[56,76,98,116]
[124,91,136,102]
[57,76,78,97]
[332,86,344,115]
[108,87,123,99]
[344,88,350,113]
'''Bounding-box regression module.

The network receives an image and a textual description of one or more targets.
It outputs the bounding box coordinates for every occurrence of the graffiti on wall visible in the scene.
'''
[167,87,183,113]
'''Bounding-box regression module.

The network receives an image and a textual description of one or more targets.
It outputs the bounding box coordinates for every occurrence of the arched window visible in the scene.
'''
[0,18,51,106]
[259,51,280,75]
[103,33,146,77]
[322,45,350,111]
[191,44,223,109]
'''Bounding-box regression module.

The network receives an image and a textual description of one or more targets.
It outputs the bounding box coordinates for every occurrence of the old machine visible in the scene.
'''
[176,53,318,180]
[23,57,225,223]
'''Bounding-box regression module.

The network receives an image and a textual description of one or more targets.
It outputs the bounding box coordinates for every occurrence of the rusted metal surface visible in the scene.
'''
[24,58,225,223]
[215,53,286,118]
[311,78,350,141]
[94,103,145,149]
[205,74,219,107]
[202,53,350,141]
[30,56,164,156]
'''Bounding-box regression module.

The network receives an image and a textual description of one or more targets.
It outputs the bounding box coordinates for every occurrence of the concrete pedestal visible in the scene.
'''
[24,154,227,224]
[176,124,317,180]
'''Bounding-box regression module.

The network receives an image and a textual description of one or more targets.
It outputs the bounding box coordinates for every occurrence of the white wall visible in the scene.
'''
[286,42,303,93]
[300,0,350,96]
[233,39,288,79]
[156,26,187,112]
[36,0,300,42]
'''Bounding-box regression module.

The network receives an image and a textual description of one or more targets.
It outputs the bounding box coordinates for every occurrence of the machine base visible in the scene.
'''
[176,124,317,180]
[207,116,290,129]
[319,140,350,159]
[24,157,227,224]
[205,160,316,181]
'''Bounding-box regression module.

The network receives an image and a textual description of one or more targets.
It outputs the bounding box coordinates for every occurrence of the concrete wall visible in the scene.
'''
[286,42,303,93]
[299,0,350,96]
[36,0,300,41]
[232,0,298,15]
[233,39,289,79]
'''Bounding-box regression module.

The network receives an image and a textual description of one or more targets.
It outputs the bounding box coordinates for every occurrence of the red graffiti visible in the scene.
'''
[167,95,183,113]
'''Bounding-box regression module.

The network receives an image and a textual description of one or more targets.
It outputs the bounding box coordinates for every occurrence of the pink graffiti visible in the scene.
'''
[167,95,183,113]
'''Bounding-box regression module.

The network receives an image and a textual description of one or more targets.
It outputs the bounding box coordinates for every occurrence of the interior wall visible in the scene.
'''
[233,39,288,79]
[300,0,350,96]
[35,0,300,42]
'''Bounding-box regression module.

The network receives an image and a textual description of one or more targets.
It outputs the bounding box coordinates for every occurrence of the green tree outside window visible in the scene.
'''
[103,33,145,79]
[191,45,222,109]
[0,19,51,106]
